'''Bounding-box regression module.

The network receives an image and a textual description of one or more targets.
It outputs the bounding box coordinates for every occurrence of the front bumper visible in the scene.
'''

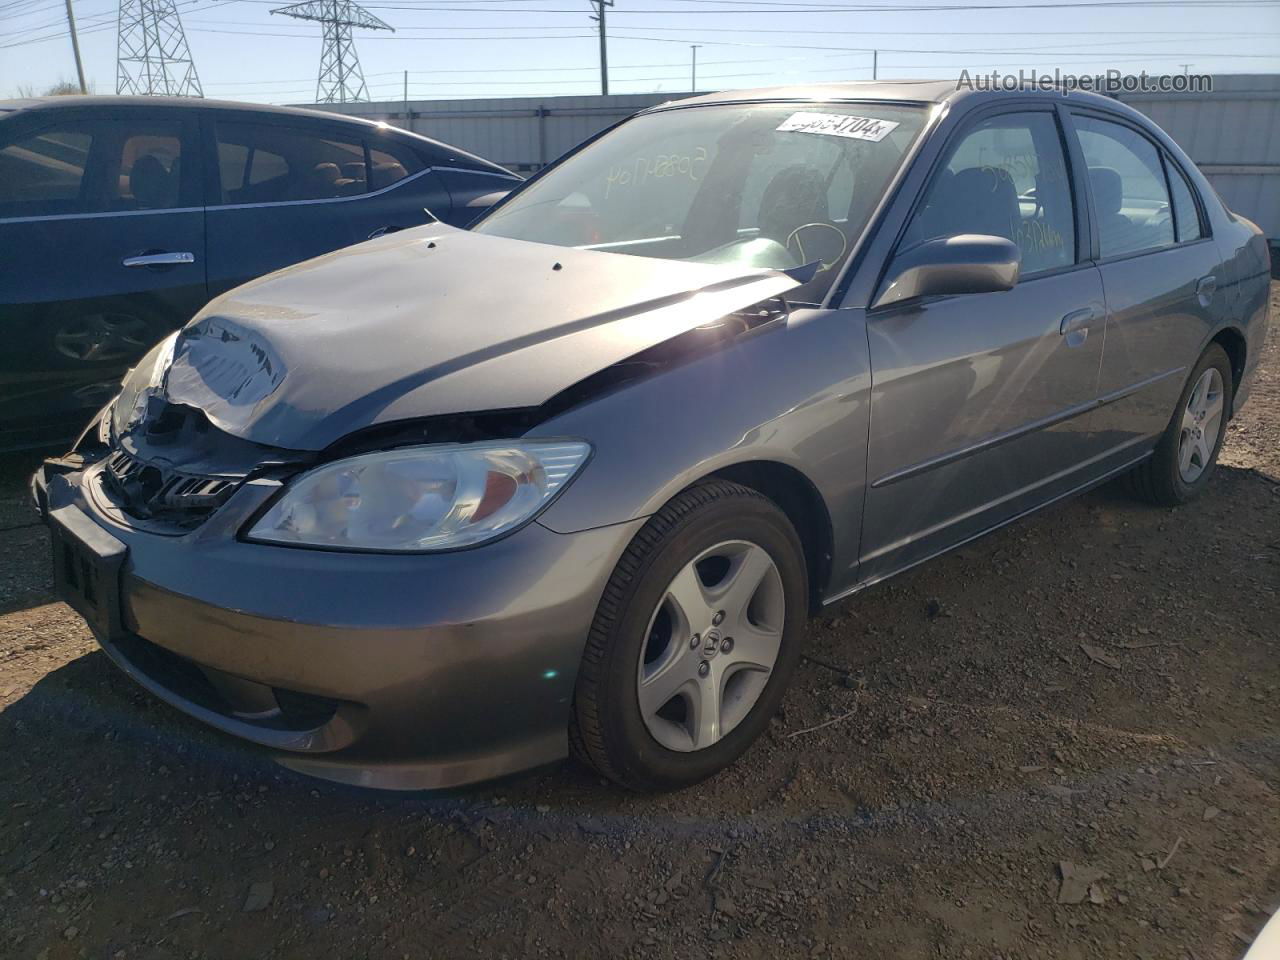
[34,458,643,790]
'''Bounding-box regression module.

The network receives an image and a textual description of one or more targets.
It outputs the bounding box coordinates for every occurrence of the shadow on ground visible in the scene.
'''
[0,460,1276,959]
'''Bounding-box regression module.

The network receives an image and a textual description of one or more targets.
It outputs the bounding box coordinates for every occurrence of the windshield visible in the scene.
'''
[473,101,929,303]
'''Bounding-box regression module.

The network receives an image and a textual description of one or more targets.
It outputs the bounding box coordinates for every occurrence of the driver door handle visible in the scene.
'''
[122,251,196,268]
[1060,306,1100,339]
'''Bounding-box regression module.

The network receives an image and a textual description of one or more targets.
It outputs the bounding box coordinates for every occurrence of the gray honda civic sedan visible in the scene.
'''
[32,81,1271,792]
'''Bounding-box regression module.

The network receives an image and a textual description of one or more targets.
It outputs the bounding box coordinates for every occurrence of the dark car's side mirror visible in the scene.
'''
[873,234,1021,309]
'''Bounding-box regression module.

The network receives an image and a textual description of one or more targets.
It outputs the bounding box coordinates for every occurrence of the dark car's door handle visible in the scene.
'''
[1196,275,1217,299]
[122,251,196,268]
[1060,307,1100,343]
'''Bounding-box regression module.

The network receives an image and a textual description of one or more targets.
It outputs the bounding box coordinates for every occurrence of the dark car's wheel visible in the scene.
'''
[1126,343,1234,507]
[44,303,166,368]
[570,480,808,792]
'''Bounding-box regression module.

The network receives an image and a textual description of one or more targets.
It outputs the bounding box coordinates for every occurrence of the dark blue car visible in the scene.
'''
[0,96,520,451]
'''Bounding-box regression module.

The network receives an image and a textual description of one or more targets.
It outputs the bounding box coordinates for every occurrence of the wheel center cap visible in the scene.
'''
[702,629,722,658]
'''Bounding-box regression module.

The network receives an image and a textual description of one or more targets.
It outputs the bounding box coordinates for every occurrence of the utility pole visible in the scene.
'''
[589,0,613,95]
[872,49,878,80]
[63,0,87,93]
[690,43,700,91]
[403,68,409,127]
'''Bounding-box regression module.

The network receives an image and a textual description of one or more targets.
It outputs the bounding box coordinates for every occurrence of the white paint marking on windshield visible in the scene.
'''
[776,112,900,143]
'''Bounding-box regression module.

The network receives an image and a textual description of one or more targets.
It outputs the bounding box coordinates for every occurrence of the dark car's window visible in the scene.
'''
[0,123,95,218]
[368,138,425,191]
[1165,157,1204,243]
[1073,115,1174,258]
[218,140,288,193]
[105,123,186,211]
[213,121,371,204]
[902,112,1075,276]
[474,102,928,304]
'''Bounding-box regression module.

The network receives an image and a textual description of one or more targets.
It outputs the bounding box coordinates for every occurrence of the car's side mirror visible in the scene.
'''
[873,234,1021,309]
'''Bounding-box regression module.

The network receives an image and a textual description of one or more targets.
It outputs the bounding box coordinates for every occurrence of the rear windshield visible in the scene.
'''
[473,102,929,303]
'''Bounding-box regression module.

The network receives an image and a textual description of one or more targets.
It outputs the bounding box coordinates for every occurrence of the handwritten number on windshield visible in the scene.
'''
[605,147,709,199]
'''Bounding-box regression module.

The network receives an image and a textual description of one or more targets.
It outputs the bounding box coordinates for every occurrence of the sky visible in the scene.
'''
[2,0,1279,105]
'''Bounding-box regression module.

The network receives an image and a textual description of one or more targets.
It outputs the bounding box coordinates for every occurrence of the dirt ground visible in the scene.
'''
[1,286,1277,960]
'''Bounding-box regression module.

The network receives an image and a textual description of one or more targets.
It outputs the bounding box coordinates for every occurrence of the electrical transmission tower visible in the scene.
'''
[271,0,393,103]
[116,0,203,97]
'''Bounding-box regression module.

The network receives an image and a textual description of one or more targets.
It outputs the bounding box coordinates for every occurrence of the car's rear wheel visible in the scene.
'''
[570,479,808,792]
[1126,343,1233,506]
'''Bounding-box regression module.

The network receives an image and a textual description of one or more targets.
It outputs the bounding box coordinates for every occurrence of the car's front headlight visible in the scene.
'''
[245,440,591,551]
[110,332,178,439]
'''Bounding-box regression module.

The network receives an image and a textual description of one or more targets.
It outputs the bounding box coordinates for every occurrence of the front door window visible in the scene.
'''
[902,111,1077,276]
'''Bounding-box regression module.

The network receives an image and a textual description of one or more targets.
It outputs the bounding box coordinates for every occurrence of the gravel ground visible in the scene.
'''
[1,284,1276,960]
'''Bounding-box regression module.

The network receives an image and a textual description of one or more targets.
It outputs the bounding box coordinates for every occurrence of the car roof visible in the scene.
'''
[0,95,385,123]
[0,95,517,176]
[645,80,1125,113]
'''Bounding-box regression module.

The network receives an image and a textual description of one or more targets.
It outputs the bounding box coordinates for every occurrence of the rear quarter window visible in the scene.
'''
[368,137,426,191]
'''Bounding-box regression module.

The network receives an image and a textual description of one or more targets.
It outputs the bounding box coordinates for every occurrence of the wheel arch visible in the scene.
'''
[706,459,834,614]
[1208,325,1247,416]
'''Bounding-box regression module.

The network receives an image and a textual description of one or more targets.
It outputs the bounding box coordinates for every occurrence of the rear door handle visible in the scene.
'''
[122,251,196,268]
[1196,275,1217,299]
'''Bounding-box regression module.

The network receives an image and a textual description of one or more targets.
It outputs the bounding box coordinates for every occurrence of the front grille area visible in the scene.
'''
[103,449,241,527]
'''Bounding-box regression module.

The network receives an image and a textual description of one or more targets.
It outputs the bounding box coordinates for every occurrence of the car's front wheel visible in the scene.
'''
[1126,343,1234,507]
[570,480,808,792]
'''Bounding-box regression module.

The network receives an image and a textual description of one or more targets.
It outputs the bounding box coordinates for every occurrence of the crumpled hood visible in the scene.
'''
[163,225,800,451]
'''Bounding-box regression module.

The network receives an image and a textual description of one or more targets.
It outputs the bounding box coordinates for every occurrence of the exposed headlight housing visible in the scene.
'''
[110,332,178,440]
[245,440,591,552]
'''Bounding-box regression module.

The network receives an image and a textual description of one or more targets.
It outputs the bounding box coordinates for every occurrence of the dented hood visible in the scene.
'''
[162,225,801,450]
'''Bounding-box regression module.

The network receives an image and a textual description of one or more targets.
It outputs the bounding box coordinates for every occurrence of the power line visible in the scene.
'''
[347,0,1280,9]
[225,0,1280,9]
[175,23,1280,58]
[190,25,599,37]
[182,20,1279,36]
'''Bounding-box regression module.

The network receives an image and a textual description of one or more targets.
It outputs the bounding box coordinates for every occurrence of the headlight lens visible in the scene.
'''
[245,440,591,551]
[110,333,178,439]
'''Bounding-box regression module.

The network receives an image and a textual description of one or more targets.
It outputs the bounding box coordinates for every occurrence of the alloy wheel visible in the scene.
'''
[1178,366,1224,484]
[53,313,153,363]
[636,539,785,752]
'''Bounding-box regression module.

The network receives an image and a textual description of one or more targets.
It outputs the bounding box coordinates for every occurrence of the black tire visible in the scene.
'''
[1125,343,1234,507]
[569,479,808,792]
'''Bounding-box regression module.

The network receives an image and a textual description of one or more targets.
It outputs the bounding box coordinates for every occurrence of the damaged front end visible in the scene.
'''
[24,228,816,791]
[37,226,803,543]
[39,301,793,549]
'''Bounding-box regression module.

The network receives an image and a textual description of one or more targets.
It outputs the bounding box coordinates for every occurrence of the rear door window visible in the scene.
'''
[213,120,371,204]
[1072,115,1174,258]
